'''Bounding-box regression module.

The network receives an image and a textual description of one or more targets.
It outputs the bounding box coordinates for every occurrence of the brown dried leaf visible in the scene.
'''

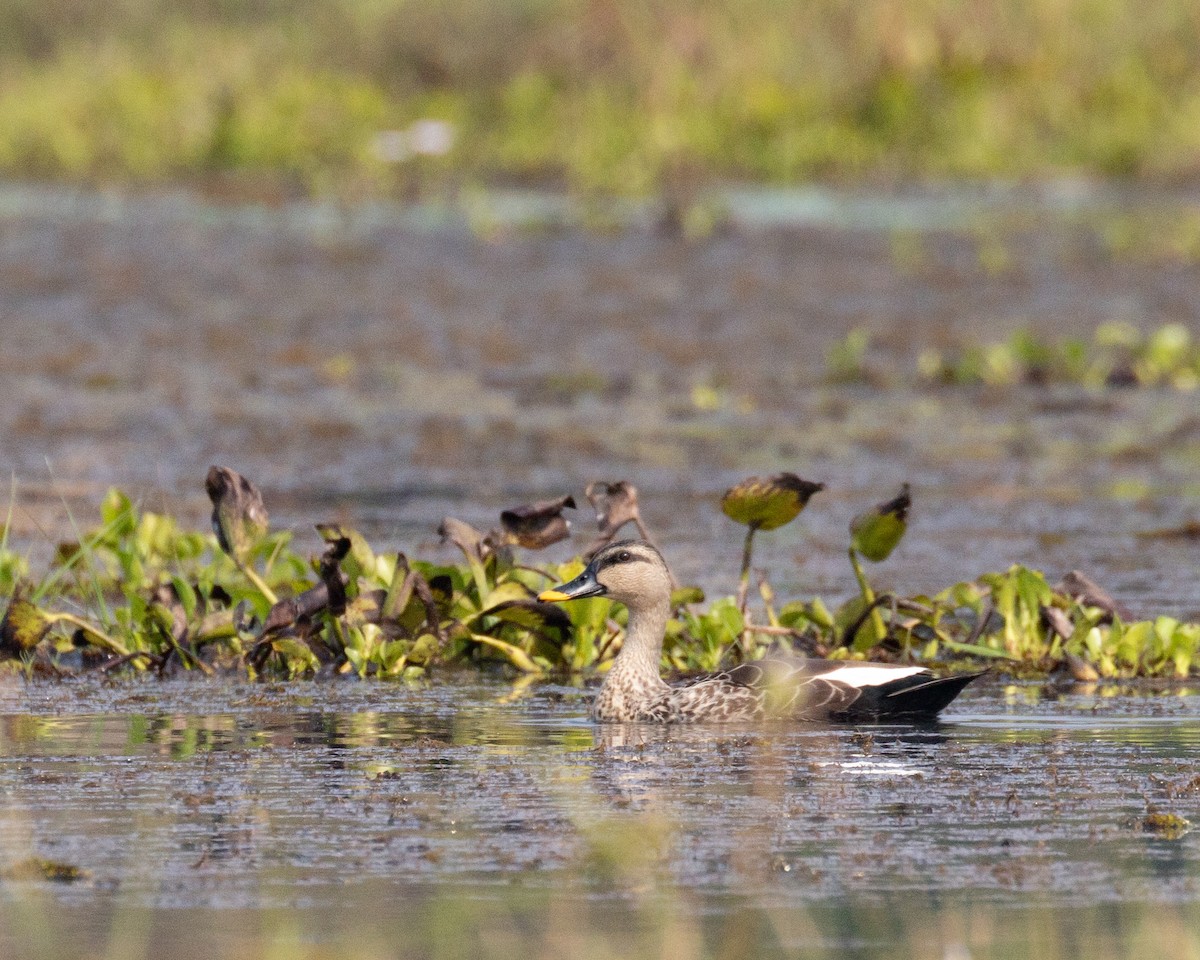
[585,481,641,539]
[149,583,188,644]
[1040,604,1074,641]
[499,495,576,550]
[1060,652,1100,683]
[1056,570,1132,623]
[205,466,269,563]
[383,553,415,620]
[438,517,487,564]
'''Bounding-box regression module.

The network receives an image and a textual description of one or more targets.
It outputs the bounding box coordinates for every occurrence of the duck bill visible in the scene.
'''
[538,567,606,602]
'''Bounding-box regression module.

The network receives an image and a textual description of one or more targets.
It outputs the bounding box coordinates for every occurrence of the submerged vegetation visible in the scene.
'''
[3,0,1200,194]
[2,466,1199,683]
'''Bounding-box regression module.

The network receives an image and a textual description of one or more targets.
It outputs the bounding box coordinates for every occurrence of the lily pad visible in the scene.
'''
[721,473,824,531]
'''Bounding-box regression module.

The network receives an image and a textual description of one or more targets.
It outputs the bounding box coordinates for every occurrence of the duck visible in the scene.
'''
[538,539,981,723]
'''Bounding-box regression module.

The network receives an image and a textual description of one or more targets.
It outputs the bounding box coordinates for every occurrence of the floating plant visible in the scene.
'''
[721,473,824,612]
[846,483,910,649]
[0,466,1197,682]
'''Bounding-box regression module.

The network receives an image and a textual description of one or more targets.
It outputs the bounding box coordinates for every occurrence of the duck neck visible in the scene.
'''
[607,597,671,690]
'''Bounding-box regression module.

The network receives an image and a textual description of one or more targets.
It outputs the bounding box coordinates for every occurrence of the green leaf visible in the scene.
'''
[100,488,136,539]
[670,586,705,607]
[850,483,910,562]
[171,575,197,620]
[0,597,50,656]
[469,632,544,673]
[938,637,1019,660]
[721,473,824,531]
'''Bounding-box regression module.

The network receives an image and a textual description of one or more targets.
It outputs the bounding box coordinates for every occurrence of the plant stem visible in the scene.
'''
[848,547,887,645]
[736,524,757,613]
[46,613,128,656]
[238,561,278,605]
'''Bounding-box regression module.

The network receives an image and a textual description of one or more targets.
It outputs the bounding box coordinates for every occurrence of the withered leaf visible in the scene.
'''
[382,553,445,643]
[318,536,351,617]
[585,481,641,539]
[261,583,331,637]
[483,599,573,635]
[1040,604,1074,641]
[383,553,415,620]
[1059,652,1100,683]
[499,495,576,550]
[149,583,188,644]
[428,574,455,609]
[1056,570,1132,623]
[438,517,487,565]
[315,523,376,576]
[205,466,269,563]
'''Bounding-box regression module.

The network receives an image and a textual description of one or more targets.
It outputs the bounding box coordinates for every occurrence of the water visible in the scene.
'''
[0,677,1198,958]
[3,182,1200,956]
[3,183,1200,623]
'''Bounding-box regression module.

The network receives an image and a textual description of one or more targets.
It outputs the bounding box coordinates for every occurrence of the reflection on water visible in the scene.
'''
[0,677,1197,956]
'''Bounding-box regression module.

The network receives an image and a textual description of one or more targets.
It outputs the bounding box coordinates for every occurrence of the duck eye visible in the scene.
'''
[616,550,631,563]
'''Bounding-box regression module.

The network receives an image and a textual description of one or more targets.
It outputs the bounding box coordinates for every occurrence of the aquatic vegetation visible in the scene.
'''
[1139,811,1191,840]
[1,467,1199,681]
[720,473,824,612]
[846,483,911,649]
[832,323,1200,391]
[3,858,89,884]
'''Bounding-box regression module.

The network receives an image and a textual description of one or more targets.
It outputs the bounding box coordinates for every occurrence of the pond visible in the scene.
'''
[3,182,1200,956]
[0,676,1197,959]
[3,183,1200,625]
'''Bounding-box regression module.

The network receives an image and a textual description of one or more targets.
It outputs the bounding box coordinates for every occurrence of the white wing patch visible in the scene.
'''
[819,665,927,688]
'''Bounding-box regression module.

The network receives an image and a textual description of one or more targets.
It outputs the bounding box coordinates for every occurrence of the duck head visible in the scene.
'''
[538,539,673,609]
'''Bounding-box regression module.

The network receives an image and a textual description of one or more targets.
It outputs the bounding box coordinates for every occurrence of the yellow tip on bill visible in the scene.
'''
[538,589,570,602]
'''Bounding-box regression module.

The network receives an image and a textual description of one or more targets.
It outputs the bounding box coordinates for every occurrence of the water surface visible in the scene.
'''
[0,677,1198,958]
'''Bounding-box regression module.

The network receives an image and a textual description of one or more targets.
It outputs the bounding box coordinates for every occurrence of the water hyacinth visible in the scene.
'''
[0,467,1197,681]
[721,473,824,611]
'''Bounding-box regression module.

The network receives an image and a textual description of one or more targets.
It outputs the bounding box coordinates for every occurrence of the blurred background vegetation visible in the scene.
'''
[3,0,1199,197]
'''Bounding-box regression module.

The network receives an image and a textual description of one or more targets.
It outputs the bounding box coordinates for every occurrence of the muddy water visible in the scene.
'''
[0,676,1195,955]
[3,184,1200,621]
[0,676,1197,958]
[4,183,1200,954]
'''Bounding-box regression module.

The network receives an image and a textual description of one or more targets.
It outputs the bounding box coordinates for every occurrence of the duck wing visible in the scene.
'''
[675,659,981,722]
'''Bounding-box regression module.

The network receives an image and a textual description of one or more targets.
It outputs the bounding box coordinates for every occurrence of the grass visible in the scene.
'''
[2,467,1199,681]
[3,0,1200,195]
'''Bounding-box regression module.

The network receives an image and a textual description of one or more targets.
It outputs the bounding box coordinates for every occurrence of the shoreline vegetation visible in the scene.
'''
[4,1,1200,197]
[2,462,1197,684]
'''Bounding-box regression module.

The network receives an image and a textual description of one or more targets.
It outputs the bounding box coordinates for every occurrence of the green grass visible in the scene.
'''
[3,0,1200,195]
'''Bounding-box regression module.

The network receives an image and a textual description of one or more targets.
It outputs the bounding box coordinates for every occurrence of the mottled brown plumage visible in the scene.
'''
[540,540,980,724]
